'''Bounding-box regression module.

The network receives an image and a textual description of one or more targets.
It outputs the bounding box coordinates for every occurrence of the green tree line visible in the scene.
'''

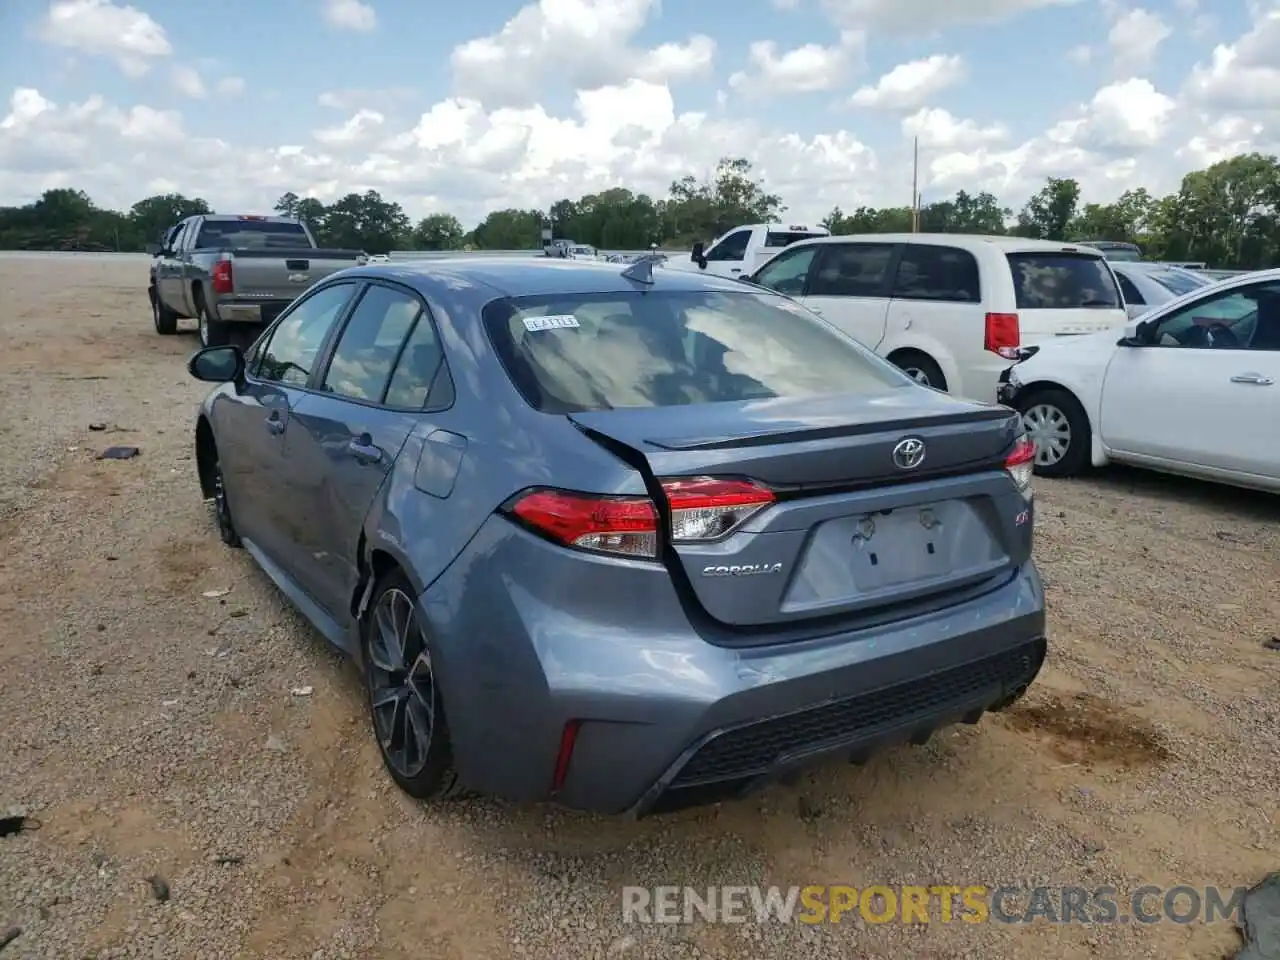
[2,153,1279,270]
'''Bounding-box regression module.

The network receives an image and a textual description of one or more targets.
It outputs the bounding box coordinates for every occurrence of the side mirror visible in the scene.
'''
[145,243,161,256]
[1117,318,1151,346]
[691,241,707,269]
[187,345,244,384]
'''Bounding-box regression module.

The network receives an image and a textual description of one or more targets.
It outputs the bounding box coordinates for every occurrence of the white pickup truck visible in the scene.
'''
[665,222,830,278]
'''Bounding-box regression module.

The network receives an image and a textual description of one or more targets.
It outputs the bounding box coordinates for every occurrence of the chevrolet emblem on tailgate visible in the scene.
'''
[288,272,308,282]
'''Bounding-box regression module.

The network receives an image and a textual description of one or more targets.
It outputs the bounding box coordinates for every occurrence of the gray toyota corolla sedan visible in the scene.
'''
[186,256,1047,816]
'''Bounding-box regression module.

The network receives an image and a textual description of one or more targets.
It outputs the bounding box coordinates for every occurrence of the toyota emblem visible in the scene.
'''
[892,437,926,470]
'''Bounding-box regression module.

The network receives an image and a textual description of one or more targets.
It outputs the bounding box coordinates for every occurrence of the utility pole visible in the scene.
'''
[911,136,920,234]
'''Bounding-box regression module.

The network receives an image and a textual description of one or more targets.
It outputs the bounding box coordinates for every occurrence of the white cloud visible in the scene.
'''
[450,0,715,107]
[322,0,377,31]
[902,107,1009,150]
[313,109,386,145]
[40,0,171,76]
[821,0,1080,34]
[172,66,206,99]
[850,55,966,110]
[1107,8,1172,71]
[1066,44,1092,64]
[215,77,246,97]
[728,32,863,96]
[1184,10,1280,111]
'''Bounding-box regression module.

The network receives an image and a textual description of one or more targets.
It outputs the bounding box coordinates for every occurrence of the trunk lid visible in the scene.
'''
[569,390,1029,628]
[227,247,365,299]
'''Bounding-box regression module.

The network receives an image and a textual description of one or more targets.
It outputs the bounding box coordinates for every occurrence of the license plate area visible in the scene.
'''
[850,507,951,591]
[780,497,1009,615]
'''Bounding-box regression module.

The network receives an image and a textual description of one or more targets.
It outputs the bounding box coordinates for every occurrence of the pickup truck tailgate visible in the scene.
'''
[228,247,365,299]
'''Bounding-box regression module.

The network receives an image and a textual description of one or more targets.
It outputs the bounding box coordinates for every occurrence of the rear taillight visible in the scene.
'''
[661,477,775,542]
[1005,435,1035,501]
[508,489,658,558]
[985,312,1020,360]
[505,477,777,558]
[211,259,234,294]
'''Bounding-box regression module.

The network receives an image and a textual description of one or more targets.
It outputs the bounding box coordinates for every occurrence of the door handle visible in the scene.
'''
[347,439,384,465]
[265,413,285,435]
[730,267,742,274]
[1230,373,1275,385]
[808,306,824,316]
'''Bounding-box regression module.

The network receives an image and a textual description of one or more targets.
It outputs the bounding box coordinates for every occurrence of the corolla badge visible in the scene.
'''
[892,437,926,470]
[702,563,784,577]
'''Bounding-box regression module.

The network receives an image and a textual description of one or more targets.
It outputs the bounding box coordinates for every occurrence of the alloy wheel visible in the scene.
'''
[212,461,234,538]
[366,588,436,780]
[903,366,932,386]
[198,309,210,347]
[1022,403,1072,467]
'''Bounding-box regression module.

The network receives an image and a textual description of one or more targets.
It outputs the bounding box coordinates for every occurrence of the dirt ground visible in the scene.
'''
[0,254,1276,960]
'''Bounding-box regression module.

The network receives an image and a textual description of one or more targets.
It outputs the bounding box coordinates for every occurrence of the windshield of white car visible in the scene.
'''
[1150,270,1208,296]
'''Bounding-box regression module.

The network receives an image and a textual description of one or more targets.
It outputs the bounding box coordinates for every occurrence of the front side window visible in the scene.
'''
[891,244,980,303]
[484,290,907,414]
[1148,282,1280,351]
[1007,253,1122,309]
[257,282,357,386]
[320,285,422,402]
[807,243,897,298]
[751,245,819,296]
[704,229,751,262]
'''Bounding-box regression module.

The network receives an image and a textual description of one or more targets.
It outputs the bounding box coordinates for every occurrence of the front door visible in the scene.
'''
[1099,279,1280,478]
[230,281,362,568]
[701,228,752,278]
[283,282,450,612]
[799,242,899,351]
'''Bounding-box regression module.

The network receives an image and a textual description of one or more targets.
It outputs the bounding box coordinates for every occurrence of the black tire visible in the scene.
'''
[210,453,241,547]
[361,569,465,801]
[892,351,948,391]
[1014,386,1092,478]
[197,299,230,348]
[151,288,178,335]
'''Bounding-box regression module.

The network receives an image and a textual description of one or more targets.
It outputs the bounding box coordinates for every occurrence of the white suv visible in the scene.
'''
[748,233,1129,402]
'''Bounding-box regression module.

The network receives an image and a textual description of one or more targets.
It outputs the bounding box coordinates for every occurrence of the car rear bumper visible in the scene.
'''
[421,516,1047,817]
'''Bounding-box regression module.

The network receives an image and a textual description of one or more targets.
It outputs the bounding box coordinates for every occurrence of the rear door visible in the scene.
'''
[884,243,989,399]
[1005,249,1129,343]
[284,282,452,612]
[800,242,899,350]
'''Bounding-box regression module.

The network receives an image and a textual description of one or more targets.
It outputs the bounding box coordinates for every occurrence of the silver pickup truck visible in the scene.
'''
[148,214,366,347]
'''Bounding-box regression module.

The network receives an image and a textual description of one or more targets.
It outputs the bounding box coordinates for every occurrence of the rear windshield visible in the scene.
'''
[1006,253,1122,310]
[483,290,907,413]
[1150,269,1208,296]
[195,220,310,250]
[764,231,824,248]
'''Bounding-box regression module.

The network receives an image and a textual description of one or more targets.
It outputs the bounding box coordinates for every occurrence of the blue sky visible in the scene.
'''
[0,0,1269,225]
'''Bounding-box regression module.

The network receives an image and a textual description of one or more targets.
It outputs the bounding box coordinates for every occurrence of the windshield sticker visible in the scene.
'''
[523,314,581,332]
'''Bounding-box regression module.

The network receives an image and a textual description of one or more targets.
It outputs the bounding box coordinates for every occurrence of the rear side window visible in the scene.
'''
[892,245,980,303]
[764,231,822,248]
[320,285,422,402]
[483,290,906,413]
[1115,272,1144,305]
[384,313,449,409]
[808,243,896,297]
[1006,253,1122,310]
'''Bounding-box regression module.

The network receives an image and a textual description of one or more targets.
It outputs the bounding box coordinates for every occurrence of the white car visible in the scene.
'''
[366,254,391,264]
[997,268,1280,492]
[1110,261,1211,318]
[747,233,1129,403]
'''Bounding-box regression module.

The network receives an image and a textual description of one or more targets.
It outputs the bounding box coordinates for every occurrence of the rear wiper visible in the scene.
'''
[1079,299,1116,308]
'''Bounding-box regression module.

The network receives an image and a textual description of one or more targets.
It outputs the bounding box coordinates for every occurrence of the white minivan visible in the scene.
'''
[747,233,1129,403]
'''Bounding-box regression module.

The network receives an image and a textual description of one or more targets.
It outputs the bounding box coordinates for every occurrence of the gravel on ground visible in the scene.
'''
[0,254,1276,960]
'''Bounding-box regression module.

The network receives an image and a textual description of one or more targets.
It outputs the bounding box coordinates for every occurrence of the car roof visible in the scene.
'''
[786,233,1109,256]
[335,256,754,298]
